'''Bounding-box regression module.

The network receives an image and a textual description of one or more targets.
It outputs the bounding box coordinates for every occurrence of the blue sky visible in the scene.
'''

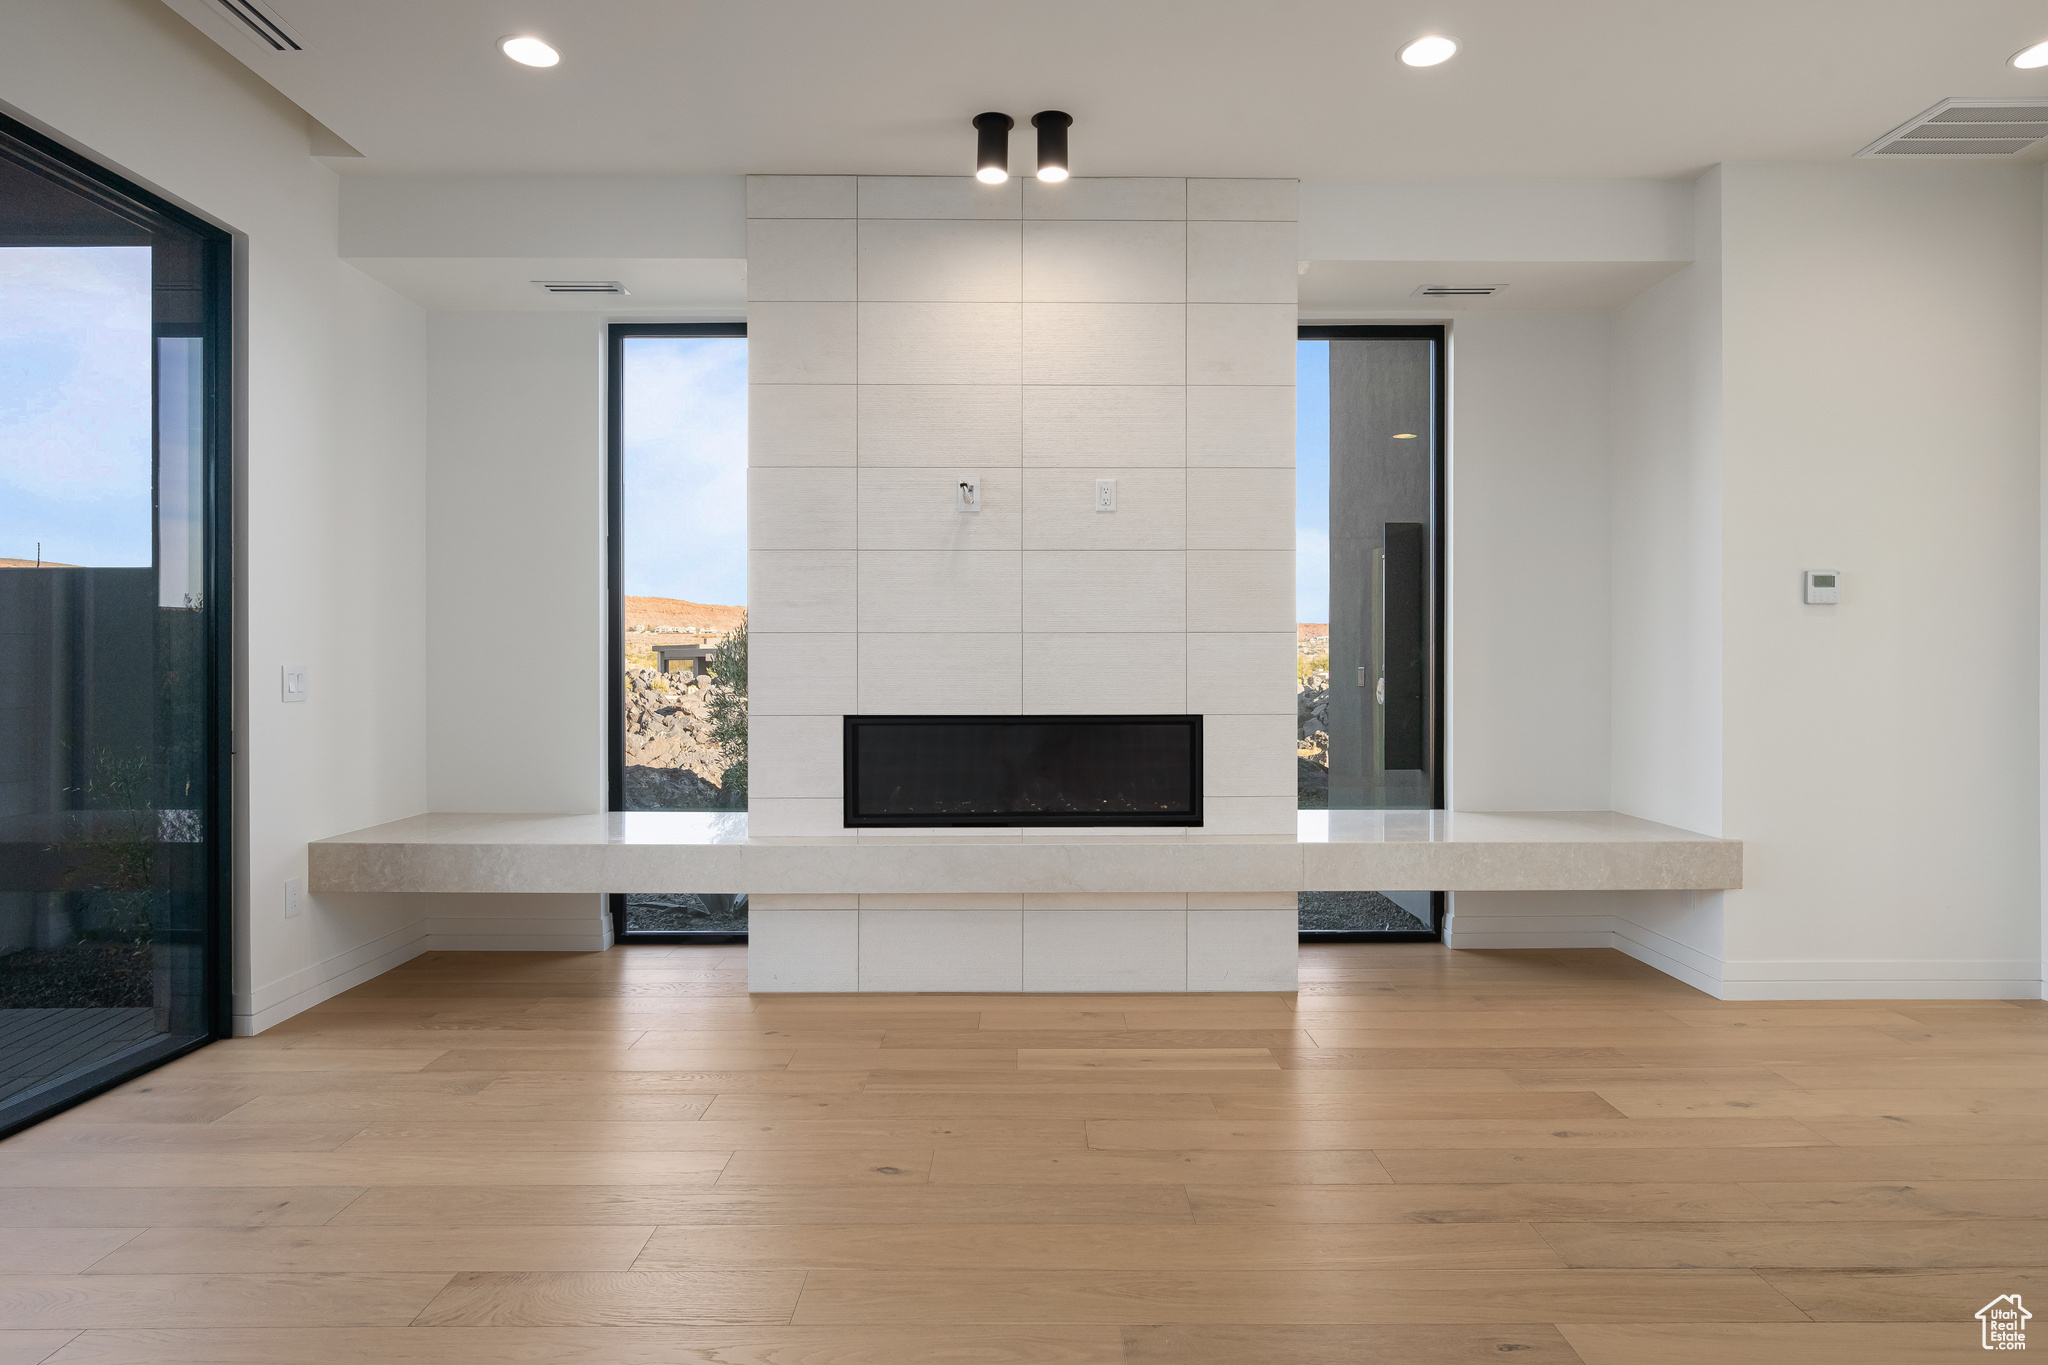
[621,335,749,606]
[0,246,154,566]
[1296,339,1329,626]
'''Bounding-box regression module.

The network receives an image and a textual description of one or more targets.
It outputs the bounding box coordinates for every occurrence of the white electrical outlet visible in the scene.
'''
[1095,478,1117,512]
[957,476,981,513]
[281,664,309,702]
[284,876,305,918]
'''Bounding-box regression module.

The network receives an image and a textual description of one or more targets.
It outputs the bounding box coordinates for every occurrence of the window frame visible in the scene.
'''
[0,110,235,1135]
[1296,323,1449,943]
[603,321,747,944]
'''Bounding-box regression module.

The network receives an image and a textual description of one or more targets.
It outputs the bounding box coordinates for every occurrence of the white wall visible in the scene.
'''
[426,314,609,814]
[1716,161,2042,999]
[0,0,434,1032]
[421,313,613,950]
[1301,180,1693,264]
[1609,169,1724,838]
[340,175,746,259]
[1453,162,2048,1002]
[1448,313,1613,812]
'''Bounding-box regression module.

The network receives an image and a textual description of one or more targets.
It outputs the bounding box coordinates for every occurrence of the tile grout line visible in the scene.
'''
[851,167,862,986]
[850,178,863,1004]
[1181,184,1192,727]
[1014,203,1024,715]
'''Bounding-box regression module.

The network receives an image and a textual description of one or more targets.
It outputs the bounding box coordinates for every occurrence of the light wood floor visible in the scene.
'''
[0,942,2042,1364]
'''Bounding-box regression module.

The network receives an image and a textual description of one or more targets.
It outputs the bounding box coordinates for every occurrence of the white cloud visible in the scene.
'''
[620,336,749,606]
[0,246,153,565]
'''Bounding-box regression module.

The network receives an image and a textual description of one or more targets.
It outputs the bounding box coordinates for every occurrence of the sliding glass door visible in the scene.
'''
[0,113,231,1135]
[1297,326,1446,939]
[606,323,749,941]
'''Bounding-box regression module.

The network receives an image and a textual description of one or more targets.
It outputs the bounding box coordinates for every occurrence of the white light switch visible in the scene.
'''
[1095,478,1117,512]
[281,664,309,702]
[957,476,981,513]
[284,876,304,918]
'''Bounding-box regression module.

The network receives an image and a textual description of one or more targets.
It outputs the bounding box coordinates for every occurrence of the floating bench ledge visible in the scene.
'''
[309,810,1741,896]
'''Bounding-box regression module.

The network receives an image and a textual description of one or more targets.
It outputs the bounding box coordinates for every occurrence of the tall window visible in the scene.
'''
[606,324,748,940]
[0,114,232,1135]
[1297,326,1446,939]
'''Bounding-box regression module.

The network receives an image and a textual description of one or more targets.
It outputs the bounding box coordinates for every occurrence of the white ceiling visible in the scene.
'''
[161,0,2048,180]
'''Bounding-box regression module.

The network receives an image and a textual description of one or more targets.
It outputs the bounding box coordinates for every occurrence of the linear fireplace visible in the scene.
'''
[843,715,1203,828]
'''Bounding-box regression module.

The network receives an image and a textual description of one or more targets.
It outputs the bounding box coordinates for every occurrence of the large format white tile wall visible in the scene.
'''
[744,174,1300,991]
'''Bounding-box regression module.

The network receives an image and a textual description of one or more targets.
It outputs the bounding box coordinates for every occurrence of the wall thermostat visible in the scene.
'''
[1803,570,1839,605]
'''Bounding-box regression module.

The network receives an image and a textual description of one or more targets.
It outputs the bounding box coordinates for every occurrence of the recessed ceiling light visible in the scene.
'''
[500,35,560,67]
[1400,35,1458,67]
[2013,41,2048,68]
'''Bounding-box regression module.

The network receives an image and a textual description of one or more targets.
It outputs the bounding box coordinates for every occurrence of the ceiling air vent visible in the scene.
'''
[533,280,630,295]
[209,0,305,51]
[1412,284,1505,298]
[1858,98,2048,157]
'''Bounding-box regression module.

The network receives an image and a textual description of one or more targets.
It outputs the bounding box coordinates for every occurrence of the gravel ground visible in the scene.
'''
[0,945,154,1008]
[624,893,747,934]
[623,765,734,811]
[1298,890,1431,933]
[1297,759,1329,808]
[622,892,1428,935]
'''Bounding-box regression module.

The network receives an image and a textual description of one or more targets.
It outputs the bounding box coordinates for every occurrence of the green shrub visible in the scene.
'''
[707,622,748,804]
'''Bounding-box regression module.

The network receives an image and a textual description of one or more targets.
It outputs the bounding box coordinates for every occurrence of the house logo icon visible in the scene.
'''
[1979,1294,2030,1350]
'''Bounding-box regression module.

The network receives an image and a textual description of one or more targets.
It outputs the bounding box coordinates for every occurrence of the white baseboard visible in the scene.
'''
[1445,893,2041,1000]
[424,906,609,952]
[1716,958,2041,1000]
[234,897,613,1034]
[1611,918,1725,995]
[1443,927,1616,950]
[1444,917,1716,996]
[424,928,610,951]
[235,920,429,1035]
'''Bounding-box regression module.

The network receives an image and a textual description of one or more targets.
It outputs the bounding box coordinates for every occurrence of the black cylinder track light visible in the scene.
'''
[973,112,1014,184]
[1031,110,1072,182]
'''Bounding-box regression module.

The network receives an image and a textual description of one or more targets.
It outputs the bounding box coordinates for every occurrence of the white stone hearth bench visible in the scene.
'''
[309,812,1739,993]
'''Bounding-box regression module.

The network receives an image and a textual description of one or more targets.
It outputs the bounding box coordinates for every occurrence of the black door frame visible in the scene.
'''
[0,111,235,1136]
[604,322,747,945]
[1297,324,1449,943]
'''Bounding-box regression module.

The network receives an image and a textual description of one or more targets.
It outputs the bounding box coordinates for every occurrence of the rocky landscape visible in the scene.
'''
[622,664,737,809]
[619,597,747,811]
[1297,623,1330,806]
[624,595,746,637]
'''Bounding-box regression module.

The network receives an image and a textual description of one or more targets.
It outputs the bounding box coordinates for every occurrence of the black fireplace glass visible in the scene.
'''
[844,716,1202,827]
